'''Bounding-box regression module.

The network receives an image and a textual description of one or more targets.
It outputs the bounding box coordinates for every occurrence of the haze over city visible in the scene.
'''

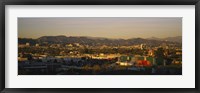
[18,17,182,39]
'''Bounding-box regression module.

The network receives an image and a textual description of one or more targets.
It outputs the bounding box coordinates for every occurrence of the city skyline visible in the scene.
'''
[18,17,182,39]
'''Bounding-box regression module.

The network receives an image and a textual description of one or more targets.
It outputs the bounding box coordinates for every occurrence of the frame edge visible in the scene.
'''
[0,0,5,92]
[195,0,200,91]
[1,0,200,93]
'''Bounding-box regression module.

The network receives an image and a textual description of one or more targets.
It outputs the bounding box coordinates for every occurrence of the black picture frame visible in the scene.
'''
[0,0,200,93]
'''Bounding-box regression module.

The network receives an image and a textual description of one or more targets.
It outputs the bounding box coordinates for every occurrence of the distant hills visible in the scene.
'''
[146,36,182,43]
[18,36,182,46]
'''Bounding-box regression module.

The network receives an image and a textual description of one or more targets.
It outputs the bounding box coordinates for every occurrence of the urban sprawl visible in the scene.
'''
[18,36,182,75]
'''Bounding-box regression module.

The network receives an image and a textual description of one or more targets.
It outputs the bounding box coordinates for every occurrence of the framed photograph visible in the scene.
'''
[0,0,200,93]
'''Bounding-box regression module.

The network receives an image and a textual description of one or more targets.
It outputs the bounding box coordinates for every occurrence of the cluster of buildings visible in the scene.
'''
[18,41,182,74]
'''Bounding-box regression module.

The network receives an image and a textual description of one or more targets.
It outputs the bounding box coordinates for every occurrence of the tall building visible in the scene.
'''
[140,44,143,50]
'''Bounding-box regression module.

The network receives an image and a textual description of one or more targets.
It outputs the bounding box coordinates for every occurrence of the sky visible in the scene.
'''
[18,17,182,39]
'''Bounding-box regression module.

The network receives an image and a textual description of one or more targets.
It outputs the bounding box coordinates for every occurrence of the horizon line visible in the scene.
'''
[18,35,182,40]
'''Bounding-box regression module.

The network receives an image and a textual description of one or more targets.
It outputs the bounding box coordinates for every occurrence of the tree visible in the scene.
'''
[27,54,33,60]
[155,48,164,58]
[93,65,101,73]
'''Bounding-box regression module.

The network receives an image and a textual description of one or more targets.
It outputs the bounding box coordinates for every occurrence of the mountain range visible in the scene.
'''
[146,36,182,43]
[18,36,182,46]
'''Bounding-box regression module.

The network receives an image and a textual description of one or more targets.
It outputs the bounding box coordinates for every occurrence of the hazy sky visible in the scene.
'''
[18,17,182,39]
